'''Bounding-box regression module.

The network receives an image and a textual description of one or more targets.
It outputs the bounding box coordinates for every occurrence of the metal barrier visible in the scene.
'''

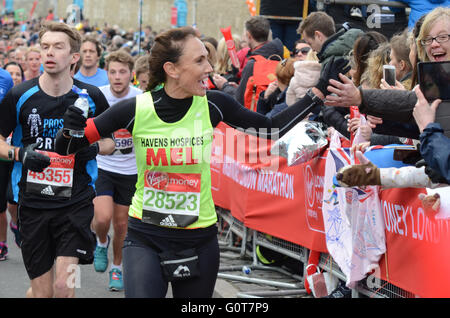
[217,207,414,298]
[217,209,306,298]
[315,0,407,9]
[217,207,250,258]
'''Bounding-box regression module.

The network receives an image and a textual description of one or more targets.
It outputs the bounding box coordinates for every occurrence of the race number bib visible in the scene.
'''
[142,171,201,228]
[113,129,133,154]
[26,151,75,198]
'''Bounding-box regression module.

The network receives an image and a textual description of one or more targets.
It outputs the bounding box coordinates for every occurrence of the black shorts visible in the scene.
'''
[19,200,96,280]
[95,168,137,206]
[0,161,13,212]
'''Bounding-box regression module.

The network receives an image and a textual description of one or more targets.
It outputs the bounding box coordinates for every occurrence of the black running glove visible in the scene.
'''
[315,56,351,96]
[17,142,51,172]
[63,105,87,135]
[415,159,449,184]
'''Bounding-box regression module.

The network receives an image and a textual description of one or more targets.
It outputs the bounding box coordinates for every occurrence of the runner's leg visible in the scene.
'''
[30,267,54,298]
[112,203,129,266]
[92,195,114,244]
[123,238,168,297]
[171,236,220,298]
[53,256,79,298]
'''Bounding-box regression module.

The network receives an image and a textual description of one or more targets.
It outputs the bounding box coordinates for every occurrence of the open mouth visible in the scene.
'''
[199,78,208,90]
[431,52,447,61]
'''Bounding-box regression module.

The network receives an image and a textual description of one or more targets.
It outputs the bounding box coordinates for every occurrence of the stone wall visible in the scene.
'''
[13,0,251,40]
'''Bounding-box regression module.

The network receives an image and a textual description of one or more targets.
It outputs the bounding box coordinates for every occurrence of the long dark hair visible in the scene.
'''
[147,26,198,91]
[352,31,387,87]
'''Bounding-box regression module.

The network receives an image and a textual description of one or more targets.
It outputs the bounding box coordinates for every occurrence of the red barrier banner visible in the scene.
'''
[211,123,328,252]
[378,188,450,297]
[210,123,450,297]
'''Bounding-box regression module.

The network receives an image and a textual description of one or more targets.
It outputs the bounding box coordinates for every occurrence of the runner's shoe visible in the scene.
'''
[93,235,110,272]
[0,242,8,261]
[10,221,21,248]
[109,268,124,291]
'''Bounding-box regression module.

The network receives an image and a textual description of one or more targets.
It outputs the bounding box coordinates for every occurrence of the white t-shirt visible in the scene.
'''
[96,85,142,175]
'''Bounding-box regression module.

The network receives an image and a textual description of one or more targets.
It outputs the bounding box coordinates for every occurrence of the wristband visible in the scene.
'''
[85,118,101,144]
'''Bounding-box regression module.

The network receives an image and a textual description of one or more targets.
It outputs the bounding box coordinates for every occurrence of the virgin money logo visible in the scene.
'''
[146,171,169,190]
[304,165,315,208]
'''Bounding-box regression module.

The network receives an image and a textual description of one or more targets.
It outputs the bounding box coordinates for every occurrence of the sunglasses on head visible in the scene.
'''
[293,47,311,55]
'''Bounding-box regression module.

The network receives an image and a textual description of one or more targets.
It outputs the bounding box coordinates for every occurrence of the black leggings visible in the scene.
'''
[122,228,220,298]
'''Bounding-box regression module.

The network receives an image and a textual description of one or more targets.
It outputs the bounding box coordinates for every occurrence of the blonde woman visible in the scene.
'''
[214,35,241,82]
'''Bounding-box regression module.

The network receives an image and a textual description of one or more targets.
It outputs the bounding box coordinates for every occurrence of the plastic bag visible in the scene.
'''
[271,121,328,166]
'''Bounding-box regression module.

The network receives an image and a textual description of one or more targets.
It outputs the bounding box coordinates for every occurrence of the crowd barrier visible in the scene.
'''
[211,123,450,298]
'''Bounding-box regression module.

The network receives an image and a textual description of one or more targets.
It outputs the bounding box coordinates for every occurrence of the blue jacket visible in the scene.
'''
[420,123,450,183]
[396,0,449,29]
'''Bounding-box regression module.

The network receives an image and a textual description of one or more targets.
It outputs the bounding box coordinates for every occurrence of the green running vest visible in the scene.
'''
[129,92,217,229]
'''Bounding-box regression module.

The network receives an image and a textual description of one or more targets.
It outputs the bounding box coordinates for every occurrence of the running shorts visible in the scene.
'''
[95,168,137,206]
[19,200,96,280]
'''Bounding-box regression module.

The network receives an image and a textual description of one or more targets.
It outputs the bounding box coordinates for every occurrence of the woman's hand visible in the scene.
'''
[359,125,372,141]
[347,117,361,134]
[212,74,228,90]
[380,79,406,90]
[413,85,441,133]
[351,141,370,153]
[264,81,278,99]
[366,115,383,129]
[324,73,362,107]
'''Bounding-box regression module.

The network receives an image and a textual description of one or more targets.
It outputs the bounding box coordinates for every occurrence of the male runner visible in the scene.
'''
[0,21,114,298]
[74,36,109,87]
[93,50,142,291]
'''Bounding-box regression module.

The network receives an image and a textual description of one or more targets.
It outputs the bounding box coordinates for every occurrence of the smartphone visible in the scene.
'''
[418,61,450,102]
[393,148,419,162]
[383,65,396,86]
[418,61,450,138]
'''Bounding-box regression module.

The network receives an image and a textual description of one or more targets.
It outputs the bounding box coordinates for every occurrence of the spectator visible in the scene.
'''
[350,31,387,88]
[292,39,312,61]
[324,7,449,135]
[407,15,427,91]
[214,35,241,82]
[256,57,296,117]
[365,43,391,89]
[330,7,450,188]
[213,16,285,105]
[381,31,413,90]
[297,11,364,65]
[202,40,217,70]
[258,0,313,51]
[285,50,321,108]
[395,0,447,29]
